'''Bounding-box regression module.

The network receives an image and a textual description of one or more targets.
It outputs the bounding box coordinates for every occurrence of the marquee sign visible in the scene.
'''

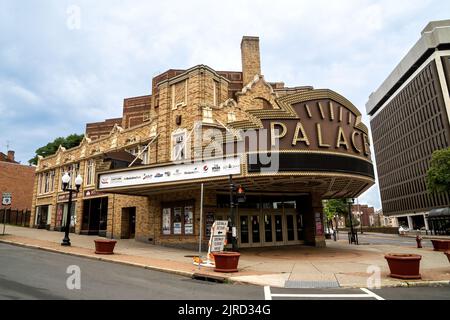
[98,157,241,189]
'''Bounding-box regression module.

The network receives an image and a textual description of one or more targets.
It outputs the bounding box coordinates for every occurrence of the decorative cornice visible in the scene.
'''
[229,88,369,135]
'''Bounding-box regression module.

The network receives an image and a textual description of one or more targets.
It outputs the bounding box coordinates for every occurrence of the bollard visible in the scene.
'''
[416,235,422,248]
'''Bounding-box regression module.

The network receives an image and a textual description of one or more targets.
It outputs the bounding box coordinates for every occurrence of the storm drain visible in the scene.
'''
[284,280,340,288]
[192,273,226,283]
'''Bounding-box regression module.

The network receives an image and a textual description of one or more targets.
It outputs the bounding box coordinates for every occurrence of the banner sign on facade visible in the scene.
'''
[98,157,241,189]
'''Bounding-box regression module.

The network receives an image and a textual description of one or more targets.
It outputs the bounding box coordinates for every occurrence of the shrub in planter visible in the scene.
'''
[94,239,117,254]
[212,252,240,273]
[384,254,421,280]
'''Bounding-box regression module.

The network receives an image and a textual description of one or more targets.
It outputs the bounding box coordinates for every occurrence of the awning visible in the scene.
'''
[428,207,450,218]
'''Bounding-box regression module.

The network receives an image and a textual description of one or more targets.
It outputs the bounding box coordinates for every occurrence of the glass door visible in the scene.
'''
[263,213,273,246]
[274,214,284,245]
[250,215,261,246]
[286,214,296,242]
[239,215,250,247]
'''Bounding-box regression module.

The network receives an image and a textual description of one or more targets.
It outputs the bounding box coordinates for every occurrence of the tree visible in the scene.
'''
[323,199,348,221]
[29,133,84,165]
[323,199,348,228]
[427,147,450,194]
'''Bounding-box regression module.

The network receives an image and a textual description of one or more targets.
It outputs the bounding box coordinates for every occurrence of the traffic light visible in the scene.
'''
[236,185,246,203]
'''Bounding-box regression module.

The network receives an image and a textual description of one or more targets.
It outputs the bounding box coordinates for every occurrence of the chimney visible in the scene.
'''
[241,36,261,85]
[7,150,15,162]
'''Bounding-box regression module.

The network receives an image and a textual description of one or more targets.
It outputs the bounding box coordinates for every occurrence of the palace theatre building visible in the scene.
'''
[32,37,374,248]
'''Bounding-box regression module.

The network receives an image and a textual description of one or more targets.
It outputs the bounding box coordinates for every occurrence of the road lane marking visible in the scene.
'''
[270,293,371,298]
[360,288,385,300]
[264,286,272,300]
[264,287,385,300]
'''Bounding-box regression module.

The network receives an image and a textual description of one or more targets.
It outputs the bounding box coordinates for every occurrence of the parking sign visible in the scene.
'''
[2,193,12,206]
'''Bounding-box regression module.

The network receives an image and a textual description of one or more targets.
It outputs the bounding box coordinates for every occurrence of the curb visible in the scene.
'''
[0,239,194,279]
[1,238,449,290]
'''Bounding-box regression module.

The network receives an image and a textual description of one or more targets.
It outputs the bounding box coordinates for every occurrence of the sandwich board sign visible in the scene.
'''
[193,220,228,267]
[2,193,12,206]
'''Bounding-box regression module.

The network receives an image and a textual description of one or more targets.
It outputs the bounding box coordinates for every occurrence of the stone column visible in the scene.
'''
[303,193,326,248]
[407,215,414,230]
[311,193,326,248]
[423,214,429,231]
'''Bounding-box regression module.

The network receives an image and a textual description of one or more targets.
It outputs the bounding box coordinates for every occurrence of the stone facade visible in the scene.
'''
[32,36,374,248]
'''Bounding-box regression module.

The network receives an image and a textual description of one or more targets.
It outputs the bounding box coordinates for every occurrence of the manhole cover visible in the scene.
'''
[284,280,340,288]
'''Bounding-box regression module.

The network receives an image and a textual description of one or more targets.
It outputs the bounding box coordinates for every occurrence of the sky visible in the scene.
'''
[1,0,450,210]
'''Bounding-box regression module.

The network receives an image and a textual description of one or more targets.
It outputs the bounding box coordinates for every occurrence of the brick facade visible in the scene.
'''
[0,161,35,211]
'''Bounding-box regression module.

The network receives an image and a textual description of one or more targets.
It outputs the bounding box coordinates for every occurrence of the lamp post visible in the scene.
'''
[347,198,358,245]
[61,172,82,246]
[228,175,246,251]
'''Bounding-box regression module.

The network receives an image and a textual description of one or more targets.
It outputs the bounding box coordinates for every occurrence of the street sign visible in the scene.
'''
[209,220,228,253]
[2,193,12,206]
[193,220,229,267]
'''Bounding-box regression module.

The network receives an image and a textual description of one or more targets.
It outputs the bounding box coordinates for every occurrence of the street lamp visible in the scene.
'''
[61,172,82,246]
[229,175,246,251]
[347,198,358,245]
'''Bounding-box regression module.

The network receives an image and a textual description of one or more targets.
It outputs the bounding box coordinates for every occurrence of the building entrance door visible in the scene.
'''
[273,213,284,245]
[238,210,304,247]
[121,207,136,239]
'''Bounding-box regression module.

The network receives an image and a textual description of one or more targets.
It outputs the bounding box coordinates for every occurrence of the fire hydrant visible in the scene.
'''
[416,235,422,248]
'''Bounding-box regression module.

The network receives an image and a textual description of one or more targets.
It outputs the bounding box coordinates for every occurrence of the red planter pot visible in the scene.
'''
[431,240,450,252]
[213,252,241,273]
[385,254,422,280]
[94,239,117,254]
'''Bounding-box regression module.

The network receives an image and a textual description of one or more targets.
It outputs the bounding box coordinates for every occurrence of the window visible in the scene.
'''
[85,159,95,186]
[172,131,187,161]
[161,201,195,235]
[60,163,80,190]
[125,145,150,165]
[38,170,55,195]
[140,146,149,165]
[227,111,236,123]
[202,107,213,123]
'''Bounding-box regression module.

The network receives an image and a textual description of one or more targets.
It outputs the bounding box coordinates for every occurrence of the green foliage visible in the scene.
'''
[323,199,348,221]
[427,148,450,194]
[29,133,84,165]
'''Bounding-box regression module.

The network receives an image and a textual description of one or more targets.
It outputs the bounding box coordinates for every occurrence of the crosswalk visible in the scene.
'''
[264,286,385,300]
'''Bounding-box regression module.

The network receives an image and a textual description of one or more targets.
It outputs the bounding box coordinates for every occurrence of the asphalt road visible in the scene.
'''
[0,243,263,300]
[1,243,449,300]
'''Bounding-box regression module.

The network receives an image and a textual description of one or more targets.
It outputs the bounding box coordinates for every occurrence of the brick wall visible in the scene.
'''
[122,95,152,129]
[0,162,35,211]
[86,118,122,140]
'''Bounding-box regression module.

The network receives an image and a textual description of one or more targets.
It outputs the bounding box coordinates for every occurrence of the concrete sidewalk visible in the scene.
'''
[1,225,449,289]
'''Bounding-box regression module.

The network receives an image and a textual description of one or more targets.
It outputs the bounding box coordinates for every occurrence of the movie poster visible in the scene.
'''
[162,208,171,235]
